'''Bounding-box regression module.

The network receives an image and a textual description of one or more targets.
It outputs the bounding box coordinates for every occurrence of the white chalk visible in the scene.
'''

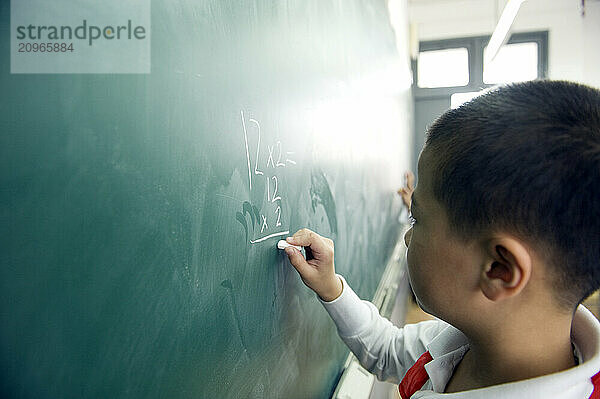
[277,240,302,251]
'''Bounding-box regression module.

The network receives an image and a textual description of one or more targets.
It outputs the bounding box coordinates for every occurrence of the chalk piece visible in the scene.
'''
[277,240,302,251]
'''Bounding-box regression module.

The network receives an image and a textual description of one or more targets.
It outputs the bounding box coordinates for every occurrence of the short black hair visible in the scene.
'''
[424,80,600,308]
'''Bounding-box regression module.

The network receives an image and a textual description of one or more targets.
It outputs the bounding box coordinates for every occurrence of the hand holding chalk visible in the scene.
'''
[277,240,302,252]
[282,229,342,302]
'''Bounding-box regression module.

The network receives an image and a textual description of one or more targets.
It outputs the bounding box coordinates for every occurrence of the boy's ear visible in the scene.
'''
[479,236,532,302]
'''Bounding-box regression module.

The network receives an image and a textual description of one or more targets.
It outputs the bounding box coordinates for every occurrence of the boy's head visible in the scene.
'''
[407,80,600,316]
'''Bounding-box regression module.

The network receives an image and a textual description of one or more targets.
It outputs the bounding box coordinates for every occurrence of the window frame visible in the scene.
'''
[413,31,548,99]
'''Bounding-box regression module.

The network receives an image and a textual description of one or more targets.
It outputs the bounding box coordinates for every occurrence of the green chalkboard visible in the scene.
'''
[1,1,411,397]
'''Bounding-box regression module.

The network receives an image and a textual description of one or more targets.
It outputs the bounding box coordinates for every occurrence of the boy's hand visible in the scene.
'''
[397,171,415,210]
[284,229,343,302]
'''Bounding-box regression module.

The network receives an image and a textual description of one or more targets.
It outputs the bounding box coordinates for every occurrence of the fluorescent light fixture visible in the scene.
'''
[485,0,526,66]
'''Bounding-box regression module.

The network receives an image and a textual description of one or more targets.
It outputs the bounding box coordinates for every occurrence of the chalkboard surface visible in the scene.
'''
[0,1,412,397]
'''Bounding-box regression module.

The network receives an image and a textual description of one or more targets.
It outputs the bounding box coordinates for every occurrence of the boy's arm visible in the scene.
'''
[284,229,446,383]
[320,274,445,383]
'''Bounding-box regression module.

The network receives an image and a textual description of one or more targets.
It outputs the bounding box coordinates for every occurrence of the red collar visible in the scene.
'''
[399,351,600,398]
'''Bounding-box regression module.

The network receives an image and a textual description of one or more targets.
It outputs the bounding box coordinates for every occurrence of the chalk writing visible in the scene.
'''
[237,111,295,244]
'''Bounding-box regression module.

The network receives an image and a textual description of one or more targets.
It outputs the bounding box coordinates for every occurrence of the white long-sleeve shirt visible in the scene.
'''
[321,275,600,398]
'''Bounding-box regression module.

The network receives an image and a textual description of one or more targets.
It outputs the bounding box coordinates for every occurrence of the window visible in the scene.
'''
[450,91,484,108]
[417,47,470,88]
[483,42,539,84]
[413,31,547,92]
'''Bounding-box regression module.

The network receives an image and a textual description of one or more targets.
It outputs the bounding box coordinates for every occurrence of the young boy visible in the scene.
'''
[284,80,600,398]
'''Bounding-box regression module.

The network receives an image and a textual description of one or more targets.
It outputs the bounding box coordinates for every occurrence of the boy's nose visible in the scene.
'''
[404,228,412,247]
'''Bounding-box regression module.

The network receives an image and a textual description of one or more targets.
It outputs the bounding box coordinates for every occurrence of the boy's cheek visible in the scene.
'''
[408,273,434,315]
[406,252,438,315]
[406,254,425,299]
[403,228,413,247]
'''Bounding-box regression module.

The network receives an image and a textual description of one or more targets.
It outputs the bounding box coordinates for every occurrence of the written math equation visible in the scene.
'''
[236,111,296,245]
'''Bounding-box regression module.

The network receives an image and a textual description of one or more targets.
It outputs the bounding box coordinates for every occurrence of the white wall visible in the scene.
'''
[583,2,600,88]
[408,0,600,88]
